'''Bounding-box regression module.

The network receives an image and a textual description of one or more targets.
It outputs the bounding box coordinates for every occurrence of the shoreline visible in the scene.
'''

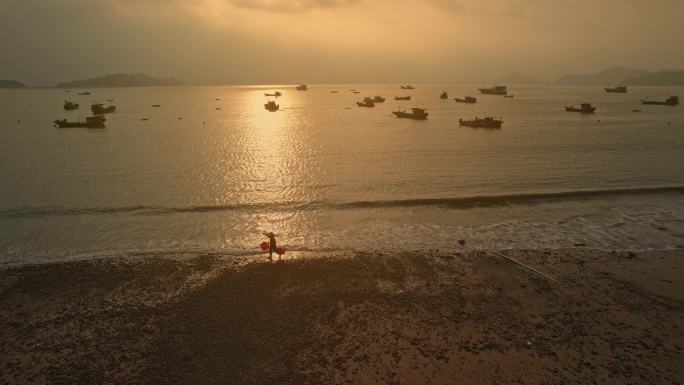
[1,248,683,384]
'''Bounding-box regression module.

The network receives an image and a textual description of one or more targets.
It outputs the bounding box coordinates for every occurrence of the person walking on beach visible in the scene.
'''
[263,232,277,261]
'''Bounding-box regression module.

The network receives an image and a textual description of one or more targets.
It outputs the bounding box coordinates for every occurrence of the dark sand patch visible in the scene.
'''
[1,249,683,384]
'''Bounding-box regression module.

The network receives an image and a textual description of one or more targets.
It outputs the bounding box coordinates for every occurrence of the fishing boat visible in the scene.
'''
[63,100,79,110]
[440,91,448,99]
[152,104,161,107]
[373,96,386,103]
[54,115,106,128]
[392,107,428,120]
[264,91,282,97]
[641,96,679,106]
[264,100,279,111]
[400,85,415,89]
[459,117,503,128]
[479,85,507,95]
[357,97,375,108]
[296,84,308,91]
[454,96,477,104]
[565,103,596,113]
[395,96,411,101]
[330,90,338,93]
[353,91,360,94]
[605,86,627,93]
[77,91,91,95]
[91,103,116,114]
[504,95,514,98]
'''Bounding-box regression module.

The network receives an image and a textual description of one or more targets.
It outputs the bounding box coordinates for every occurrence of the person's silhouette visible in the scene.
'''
[263,232,277,261]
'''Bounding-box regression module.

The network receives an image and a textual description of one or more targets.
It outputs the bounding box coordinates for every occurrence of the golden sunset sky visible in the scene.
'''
[1,0,682,85]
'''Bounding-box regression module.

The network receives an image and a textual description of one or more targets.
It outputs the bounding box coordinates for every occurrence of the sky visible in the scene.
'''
[1,0,683,86]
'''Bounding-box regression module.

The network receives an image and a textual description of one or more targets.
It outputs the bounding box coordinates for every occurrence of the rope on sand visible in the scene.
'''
[488,250,559,283]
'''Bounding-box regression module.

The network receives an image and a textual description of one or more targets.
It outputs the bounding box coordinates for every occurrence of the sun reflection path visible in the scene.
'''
[235,87,323,249]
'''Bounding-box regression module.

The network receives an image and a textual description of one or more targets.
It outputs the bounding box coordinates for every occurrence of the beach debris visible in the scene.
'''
[489,250,558,282]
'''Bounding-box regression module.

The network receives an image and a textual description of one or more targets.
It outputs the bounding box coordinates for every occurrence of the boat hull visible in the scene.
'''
[54,117,106,128]
[454,97,477,104]
[392,111,428,120]
[565,107,596,113]
[459,118,502,128]
[641,99,679,106]
[91,105,116,114]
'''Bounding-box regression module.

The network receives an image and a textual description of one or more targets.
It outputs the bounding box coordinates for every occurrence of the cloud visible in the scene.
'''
[224,0,358,13]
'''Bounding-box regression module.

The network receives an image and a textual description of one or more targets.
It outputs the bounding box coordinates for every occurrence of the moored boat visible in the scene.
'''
[63,100,79,110]
[54,115,106,128]
[91,103,116,114]
[264,91,282,97]
[296,84,308,91]
[479,85,507,95]
[395,96,411,101]
[400,85,415,90]
[373,96,386,103]
[440,91,448,99]
[605,86,627,93]
[264,100,279,111]
[459,117,503,128]
[454,96,477,104]
[565,103,596,113]
[392,107,428,120]
[357,97,375,107]
[641,96,679,106]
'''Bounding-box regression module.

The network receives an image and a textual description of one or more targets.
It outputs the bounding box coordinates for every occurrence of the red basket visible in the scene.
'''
[260,241,269,251]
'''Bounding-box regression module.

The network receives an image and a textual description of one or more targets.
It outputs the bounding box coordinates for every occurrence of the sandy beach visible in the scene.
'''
[1,248,682,385]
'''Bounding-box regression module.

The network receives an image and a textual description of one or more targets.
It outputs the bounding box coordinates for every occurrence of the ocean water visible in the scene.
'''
[1,84,684,264]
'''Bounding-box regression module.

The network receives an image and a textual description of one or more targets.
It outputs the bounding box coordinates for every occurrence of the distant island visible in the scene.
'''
[56,73,185,88]
[0,79,26,88]
[553,66,651,86]
[623,70,684,86]
[495,72,541,85]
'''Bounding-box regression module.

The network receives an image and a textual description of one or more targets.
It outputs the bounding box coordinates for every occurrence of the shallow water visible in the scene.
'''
[1,85,683,264]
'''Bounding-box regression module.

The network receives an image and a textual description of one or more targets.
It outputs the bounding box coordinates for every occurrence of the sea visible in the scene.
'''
[1,84,683,265]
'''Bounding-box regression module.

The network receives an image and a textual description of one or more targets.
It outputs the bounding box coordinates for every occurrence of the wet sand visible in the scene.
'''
[1,248,683,384]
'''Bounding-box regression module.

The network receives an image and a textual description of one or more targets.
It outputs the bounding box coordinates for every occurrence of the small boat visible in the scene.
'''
[479,85,507,95]
[264,100,279,111]
[357,97,375,107]
[393,107,428,120]
[395,96,411,101]
[454,96,477,104]
[63,100,79,110]
[264,91,282,97]
[152,104,161,107]
[641,96,679,106]
[605,86,627,93]
[91,103,116,114]
[54,115,106,128]
[78,91,91,95]
[106,99,114,102]
[504,95,514,98]
[459,117,503,128]
[400,85,415,90]
[440,91,448,99]
[330,90,338,93]
[565,103,596,113]
[296,84,308,91]
[373,96,386,103]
